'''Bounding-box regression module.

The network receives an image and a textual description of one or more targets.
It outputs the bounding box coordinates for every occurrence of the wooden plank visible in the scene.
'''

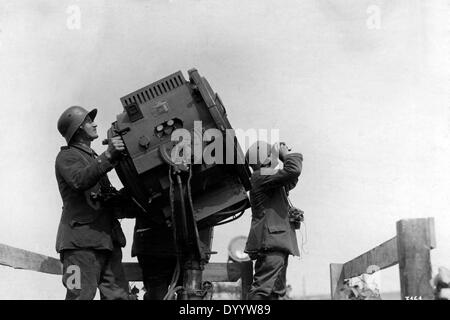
[342,237,398,279]
[0,243,62,275]
[208,262,242,282]
[123,262,242,282]
[330,263,344,300]
[396,218,435,300]
[425,217,436,249]
[0,242,245,284]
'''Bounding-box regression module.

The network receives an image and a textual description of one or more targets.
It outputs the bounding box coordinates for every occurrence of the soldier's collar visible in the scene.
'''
[68,142,96,156]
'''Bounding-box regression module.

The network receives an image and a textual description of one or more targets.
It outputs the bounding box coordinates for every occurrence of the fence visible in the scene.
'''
[330,217,436,300]
[0,243,253,299]
[2,217,436,300]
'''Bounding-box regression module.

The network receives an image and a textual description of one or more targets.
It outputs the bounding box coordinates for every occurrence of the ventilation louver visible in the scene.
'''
[120,71,186,107]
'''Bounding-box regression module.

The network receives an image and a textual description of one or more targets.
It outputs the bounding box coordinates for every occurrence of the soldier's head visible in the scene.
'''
[245,141,277,171]
[57,106,98,144]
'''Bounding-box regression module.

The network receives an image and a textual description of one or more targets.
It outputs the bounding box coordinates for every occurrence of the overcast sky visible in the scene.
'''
[0,0,449,299]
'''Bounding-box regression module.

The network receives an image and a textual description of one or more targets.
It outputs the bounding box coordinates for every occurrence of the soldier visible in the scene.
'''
[244,141,303,300]
[131,201,178,300]
[55,106,138,300]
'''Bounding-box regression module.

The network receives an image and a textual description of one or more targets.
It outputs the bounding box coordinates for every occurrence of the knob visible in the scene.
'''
[138,136,151,149]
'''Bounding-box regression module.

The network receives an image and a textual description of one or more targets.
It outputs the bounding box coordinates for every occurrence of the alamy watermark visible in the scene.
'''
[366,5,381,30]
[65,265,81,290]
[169,121,281,175]
[66,4,82,30]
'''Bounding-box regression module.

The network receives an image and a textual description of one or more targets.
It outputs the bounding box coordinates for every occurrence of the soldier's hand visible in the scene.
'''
[106,136,125,161]
[278,142,290,162]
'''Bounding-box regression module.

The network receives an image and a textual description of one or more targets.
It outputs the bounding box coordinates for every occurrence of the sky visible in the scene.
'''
[0,0,449,299]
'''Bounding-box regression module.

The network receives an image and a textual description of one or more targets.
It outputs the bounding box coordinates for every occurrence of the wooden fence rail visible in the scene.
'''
[0,243,253,299]
[330,217,436,300]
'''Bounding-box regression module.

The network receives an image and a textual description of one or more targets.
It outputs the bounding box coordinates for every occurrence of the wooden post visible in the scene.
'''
[396,218,436,300]
[330,263,344,300]
[239,261,253,300]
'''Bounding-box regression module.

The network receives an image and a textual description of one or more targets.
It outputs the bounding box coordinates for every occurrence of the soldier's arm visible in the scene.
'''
[56,149,114,191]
[259,153,303,190]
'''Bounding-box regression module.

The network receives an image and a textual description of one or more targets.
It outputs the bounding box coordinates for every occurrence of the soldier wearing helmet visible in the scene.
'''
[55,106,139,300]
[244,141,303,300]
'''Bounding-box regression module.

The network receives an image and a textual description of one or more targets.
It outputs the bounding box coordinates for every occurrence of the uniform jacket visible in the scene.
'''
[245,153,303,257]
[131,199,176,257]
[55,143,128,253]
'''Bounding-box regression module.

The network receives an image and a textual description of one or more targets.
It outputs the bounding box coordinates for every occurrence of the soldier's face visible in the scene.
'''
[81,116,98,141]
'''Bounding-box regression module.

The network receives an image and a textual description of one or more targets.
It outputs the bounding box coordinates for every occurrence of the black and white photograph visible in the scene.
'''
[0,0,449,306]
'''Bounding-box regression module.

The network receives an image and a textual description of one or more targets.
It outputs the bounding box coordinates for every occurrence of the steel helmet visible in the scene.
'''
[57,106,97,144]
[245,140,274,170]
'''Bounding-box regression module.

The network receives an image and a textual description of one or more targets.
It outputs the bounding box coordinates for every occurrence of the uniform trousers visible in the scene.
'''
[248,251,289,300]
[61,247,130,300]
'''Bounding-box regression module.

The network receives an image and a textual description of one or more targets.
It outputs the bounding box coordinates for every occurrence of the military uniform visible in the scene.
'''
[245,153,303,299]
[55,142,131,300]
[131,201,178,300]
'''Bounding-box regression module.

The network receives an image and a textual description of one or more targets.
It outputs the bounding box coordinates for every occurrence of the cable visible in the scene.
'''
[214,201,249,218]
[131,196,148,214]
[211,200,249,227]
[302,220,308,245]
[163,259,181,300]
[299,221,309,256]
[165,286,184,300]
[214,210,246,226]
[186,165,195,215]
[162,166,183,301]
